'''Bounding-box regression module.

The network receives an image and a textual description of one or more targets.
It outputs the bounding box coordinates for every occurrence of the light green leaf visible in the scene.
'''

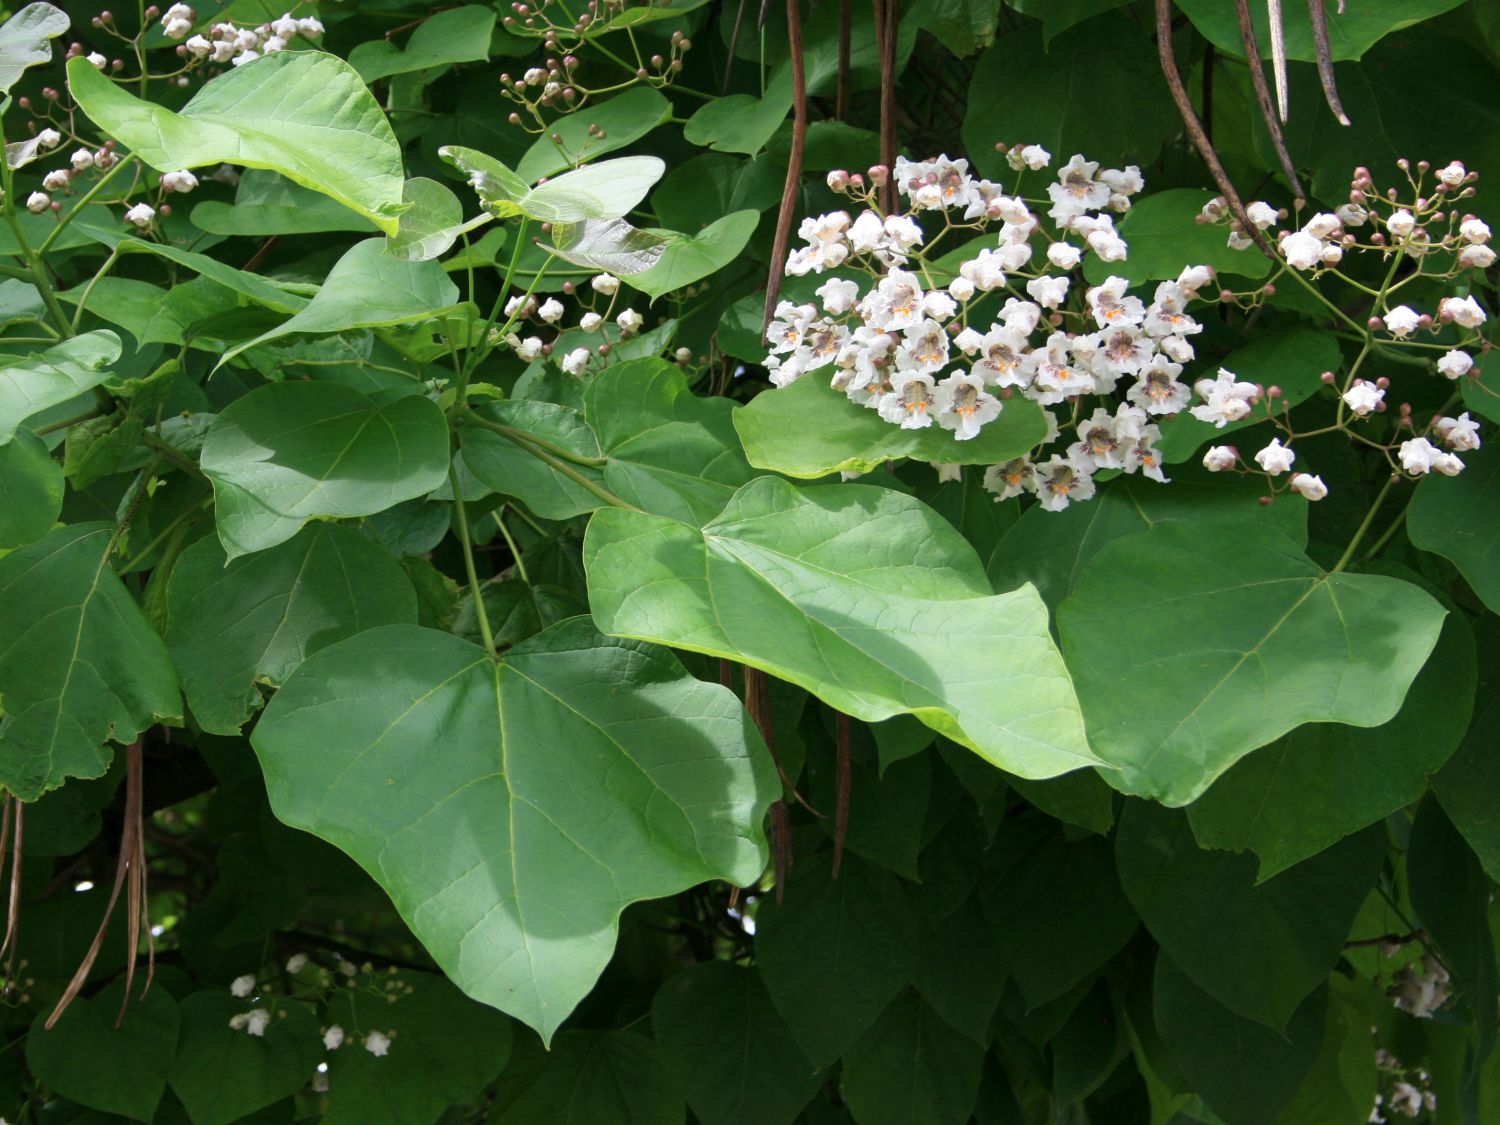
[251,617,775,1041]
[167,992,323,1125]
[67,51,406,234]
[627,210,760,300]
[219,238,462,366]
[734,376,1049,479]
[348,5,497,83]
[683,81,793,157]
[1177,0,1465,62]
[1058,522,1445,805]
[27,981,179,1121]
[165,524,417,734]
[0,4,67,94]
[651,961,822,1125]
[200,381,451,559]
[441,147,664,223]
[548,217,671,276]
[841,991,986,1125]
[1081,189,1272,286]
[516,87,673,182]
[492,1031,683,1124]
[1116,801,1384,1032]
[97,231,307,314]
[0,427,62,547]
[1187,604,1474,880]
[1409,441,1500,615]
[385,176,467,262]
[586,476,1100,778]
[321,971,513,1125]
[437,145,529,213]
[190,170,379,237]
[0,523,181,801]
[0,330,121,444]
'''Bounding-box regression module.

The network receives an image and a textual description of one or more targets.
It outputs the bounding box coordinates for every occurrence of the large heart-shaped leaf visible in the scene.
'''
[252,617,775,1041]
[0,331,121,444]
[548,217,672,276]
[733,374,1049,479]
[220,239,463,366]
[165,524,418,734]
[200,381,451,559]
[1058,522,1446,805]
[0,3,67,94]
[0,427,63,547]
[1409,441,1500,615]
[67,52,406,234]
[586,476,1099,778]
[348,4,497,84]
[516,87,673,182]
[0,523,181,800]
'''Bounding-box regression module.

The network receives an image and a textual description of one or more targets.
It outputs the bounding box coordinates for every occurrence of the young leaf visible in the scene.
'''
[385,176,467,262]
[626,210,761,299]
[0,523,181,801]
[0,330,121,444]
[67,51,407,234]
[548,217,671,276]
[251,618,776,1042]
[348,5,497,83]
[0,3,68,94]
[1058,522,1446,805]
[586,476,1100,779]
[165,524,418,734]
[200,381,451,559]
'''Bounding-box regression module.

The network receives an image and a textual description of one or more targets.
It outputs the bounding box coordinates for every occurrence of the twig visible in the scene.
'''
[762,0,808,339]
[832,711,851,878]
[1234,0,1305,201]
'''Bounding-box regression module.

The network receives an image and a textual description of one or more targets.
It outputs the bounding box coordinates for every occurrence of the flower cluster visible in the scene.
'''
[178,10,324,67]
[1371,1047,1438,1122]
[765,153,1491,510]
[500,272,691,377]
[1389,953,1451,1019]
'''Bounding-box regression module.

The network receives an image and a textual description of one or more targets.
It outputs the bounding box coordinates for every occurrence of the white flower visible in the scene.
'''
[1443,295,1487,328]
[560,347,590,376]
[1033,456,1096,511]
[36,128,60,149]
[767,300,817,353]
[1127,356,1191,415]
[1254,438,1296,475]
[932,372,1001,440]
[160,169,198,193]
[1383,306,1421,337]
[164,16,193,37]
[921,290,957,321]
[1335,202,1368,227]
[536,298,564,324]
[998,297,1042,335]
[1048,154,1109,220]
[847,210,885,253]
[1393,955,1452,1018]
[882,214,923,250]
[1227,230,1253,251]
[1458,244,1496,269]
[245,1008,271,1037]
[1303,212,1340,239]
[1046,241,1082,270]
[1438,161,1467,186]
[947,276,975,303]
[1437,349,1473,379]
[1202,445,1237,472]
[1245,201,1279,230]
[675,347,692,363]
[1289,473,1328,500]
[931,462,962,482]
[1025,275,1069,309]
[861,269,925,330]
[1281,230,1324,270]
[971,326,1028,388]
[1068,407,1129,470]
[323,1024,345,1051]
[514,337,543,361]
[877,371,937,428]
[897,318,949,374]
[616,309,643,333]
[70,148,94,171]
[1460,217,1491,245]
[125,202,156,228]
[1019,144,1051,170]
[25,192,48,213]
[983,457,1035,500]
[260,35,287,53]
[816,277,859,315]
[285,953,308,974]
[1190,368,1259,427]
[230,974,256,998]
[1101,166,1144,197]
[298,17,325,37]
[42,169,69,191]
[1086,276,1144,328]
[1086,227,1128,261]
[1389,1083,1422,1117]
[86,52,107,70]
[210,38,236,62]
[1435,412,1481,451]
[590,273,619,295]
[578,312,602,332]
[363,1031,391,1057]
[164,2,195,20]
[958,249,1006,292]
[1386,209,1416,239]
[1400,437,1444,475]
[1342,380,1384,416]
[231,50,260,66]
[271,14,300,39]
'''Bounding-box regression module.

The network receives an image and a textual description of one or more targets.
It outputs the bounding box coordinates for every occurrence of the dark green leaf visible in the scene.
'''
[840,991,986,1125]
[491,1031,683,1124]
[1409,440,1500,615]
[0,426,62,547]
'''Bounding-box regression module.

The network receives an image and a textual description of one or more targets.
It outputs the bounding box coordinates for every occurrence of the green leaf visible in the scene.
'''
[586,476,1100,779]
[321,971,513,1125]
[651,961,822,1125]
[908,0,1001,56]
[1279,975,1377,1125]
[840,991,986,1125]
[627,210,761,300]
[516,87,673,182]
[1116,801,1384,1032]
[961,12,1177,178]
[1058,522,1446,805]
[1432,615,1500,882]
[492,1031,683,1124]
[164,524,417,735]
[0,523,181,800]
[26,980,180,1122]
[755,856,919,1066]
[1177,0,1465,61]
[548,217,672,276]
[200,381,451,559]
[0,4,67,94]
[190,170,379,237]
[67,52,406,235]
[0,331,121,444]
[252,617,774,1041]
[166,992,322,1125]
[1187,604,1474,879]
[1081,189,1272,286]
[0,427,62,547]
[348,5,497,83]
[441,147,665,223]
[683,81,793,157]
[1154,327,1343,462]
[219,239,462,366]
[385,177,466,263]
[1006,0,1131,45]
[1153,955,1326,1125]
[1409,441,1500,615]
[734,375,1049,479]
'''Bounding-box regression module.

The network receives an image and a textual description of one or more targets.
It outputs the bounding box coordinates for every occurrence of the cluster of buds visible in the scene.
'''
[500,272,687,377]
[1371,1046,1438,1122]
[178,10,323,67]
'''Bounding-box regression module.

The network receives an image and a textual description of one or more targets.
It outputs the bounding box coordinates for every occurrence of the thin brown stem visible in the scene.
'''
[836,0,851,121]
[1234,0,1305,201]
[762,0,808,339]
[832,711,851,879]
